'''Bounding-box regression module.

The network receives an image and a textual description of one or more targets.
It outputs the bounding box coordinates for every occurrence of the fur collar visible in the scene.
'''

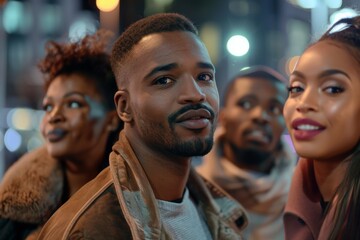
[0,147,63,223]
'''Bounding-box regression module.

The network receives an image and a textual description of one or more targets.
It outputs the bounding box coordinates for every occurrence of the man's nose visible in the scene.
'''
[252,106,271,124]
[177,76,206,104]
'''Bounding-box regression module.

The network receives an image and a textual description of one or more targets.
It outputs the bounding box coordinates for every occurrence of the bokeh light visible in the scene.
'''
[4,128,22,152]
[6,108,33,131]
[69,13,97,42]
[96,0,119,12]
[3,1,32,34]
[226,35,250,57]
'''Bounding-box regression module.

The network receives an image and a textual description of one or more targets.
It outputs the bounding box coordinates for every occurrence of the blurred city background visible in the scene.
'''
[0,0,359,179]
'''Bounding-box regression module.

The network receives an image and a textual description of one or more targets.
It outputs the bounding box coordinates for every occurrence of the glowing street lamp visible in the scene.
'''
[96,0,119,12]
[226,35,250,57]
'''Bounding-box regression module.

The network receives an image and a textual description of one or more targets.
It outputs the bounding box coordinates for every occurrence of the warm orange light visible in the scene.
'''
[0,0,7,7]
[96,0,119,12]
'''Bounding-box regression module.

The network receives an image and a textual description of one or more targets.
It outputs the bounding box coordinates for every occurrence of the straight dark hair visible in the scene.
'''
[318,15,360,240]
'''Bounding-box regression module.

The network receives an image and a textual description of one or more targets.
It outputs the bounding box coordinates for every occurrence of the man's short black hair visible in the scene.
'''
[110,13,198,86]
[223,65,288,106]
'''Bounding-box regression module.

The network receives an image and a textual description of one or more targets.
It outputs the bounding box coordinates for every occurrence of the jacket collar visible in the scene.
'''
[284,158,323,238]
[109,131,247,239]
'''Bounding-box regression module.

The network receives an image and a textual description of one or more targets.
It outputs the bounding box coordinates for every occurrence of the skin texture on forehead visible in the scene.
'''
[119,31,209,89]
[297,40,360,80]
[225,77,287,106]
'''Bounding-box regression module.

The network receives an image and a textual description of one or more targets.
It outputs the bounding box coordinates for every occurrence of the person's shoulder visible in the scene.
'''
[38,168,131,239]
[0,146,63,224]
[8,146,53,170]
[2,146,58,184]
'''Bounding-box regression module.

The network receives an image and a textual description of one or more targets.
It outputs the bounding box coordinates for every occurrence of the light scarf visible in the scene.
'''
[197,130,296,240]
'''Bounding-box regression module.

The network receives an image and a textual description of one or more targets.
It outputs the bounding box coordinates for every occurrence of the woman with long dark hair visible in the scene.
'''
[283,15,360,240]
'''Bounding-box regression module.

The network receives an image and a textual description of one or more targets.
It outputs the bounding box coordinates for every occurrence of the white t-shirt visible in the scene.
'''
[157,188,212,240]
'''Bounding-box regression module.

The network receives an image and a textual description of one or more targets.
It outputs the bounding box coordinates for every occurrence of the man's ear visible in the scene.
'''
[114,90,132,123]
[106,111,121,132]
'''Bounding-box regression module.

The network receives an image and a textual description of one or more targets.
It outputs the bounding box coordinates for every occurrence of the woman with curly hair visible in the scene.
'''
[0,31,122,240]
[283,15,360,240]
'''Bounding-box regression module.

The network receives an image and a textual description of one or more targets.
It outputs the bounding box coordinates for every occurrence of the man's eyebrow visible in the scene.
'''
[145,62,216,79]
[145,63,178,79]
[197,62,215,72]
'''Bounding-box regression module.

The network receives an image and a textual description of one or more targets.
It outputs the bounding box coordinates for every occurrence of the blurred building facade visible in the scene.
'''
[0,0,359,178]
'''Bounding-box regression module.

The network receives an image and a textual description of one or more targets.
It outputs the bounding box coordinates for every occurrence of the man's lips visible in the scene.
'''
[244,129,272,145]
[291,118,325,140]
[46,128,67,143]
[175,109,212,129]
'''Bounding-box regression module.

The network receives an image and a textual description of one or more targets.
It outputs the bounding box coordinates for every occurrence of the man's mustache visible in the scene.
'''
[168,104,215,124]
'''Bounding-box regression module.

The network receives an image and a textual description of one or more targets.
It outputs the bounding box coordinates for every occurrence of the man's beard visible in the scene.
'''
[140,121,215,157]
[167,136,214,157]
[136,103,216,157]
[228,141,273,166]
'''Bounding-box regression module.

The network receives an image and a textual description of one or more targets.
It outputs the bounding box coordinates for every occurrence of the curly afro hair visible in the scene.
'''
[38,30,117,111]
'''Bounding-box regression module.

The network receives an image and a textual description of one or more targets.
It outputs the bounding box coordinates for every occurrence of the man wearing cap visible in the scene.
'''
[197,66,297,240]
